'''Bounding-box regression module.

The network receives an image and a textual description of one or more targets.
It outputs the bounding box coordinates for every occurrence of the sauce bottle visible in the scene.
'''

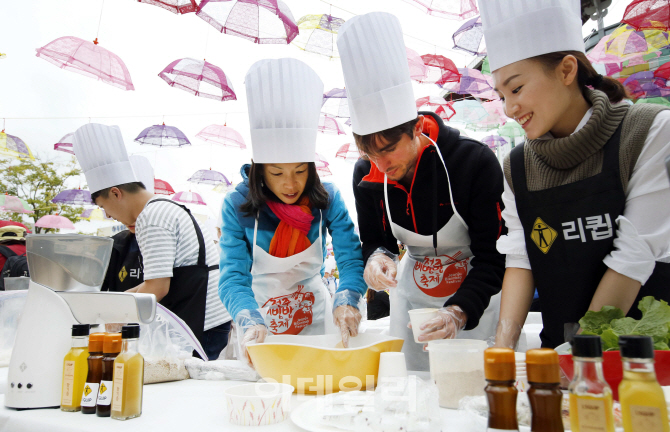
[81,332,105,414]
[61,324,90,412]
[568,335,615,432]
[618,335,669,432]
[111,324,144,420]
[96,333,122,417]
[526,348,564,432]
[484,347,519,431]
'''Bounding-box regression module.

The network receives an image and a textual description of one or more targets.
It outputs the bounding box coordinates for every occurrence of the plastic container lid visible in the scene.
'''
[619,335,654,359]
[526,348,560,384]
[427,339,488,352]
[71,324,90,337]
[484,348,516,381]
[122,324,140,339]
[88,333,105,352]
[103,333,122,354]
[571,335,603,358]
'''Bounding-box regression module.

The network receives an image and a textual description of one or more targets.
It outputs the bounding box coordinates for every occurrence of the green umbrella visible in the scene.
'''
[0,194,34,214]
[481,57,491,75]
[636,97,670,106]
[498,122,525,139]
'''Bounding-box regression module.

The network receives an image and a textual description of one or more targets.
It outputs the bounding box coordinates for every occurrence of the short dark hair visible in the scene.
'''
[90,182,146,204]
[240,162,329,218]
[352,117,420,157]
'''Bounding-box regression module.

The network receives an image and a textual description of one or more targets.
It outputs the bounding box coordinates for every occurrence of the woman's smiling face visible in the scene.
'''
[262,162,309,204]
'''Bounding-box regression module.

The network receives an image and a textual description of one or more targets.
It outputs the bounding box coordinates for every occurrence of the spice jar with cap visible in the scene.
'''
[526,348,564,432]
[484,347,519,431]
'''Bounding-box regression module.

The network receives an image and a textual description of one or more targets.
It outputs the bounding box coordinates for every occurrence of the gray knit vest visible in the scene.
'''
[503,89,668,193]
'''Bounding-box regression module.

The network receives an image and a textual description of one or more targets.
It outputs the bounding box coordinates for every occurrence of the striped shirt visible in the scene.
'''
[136,197,231,331]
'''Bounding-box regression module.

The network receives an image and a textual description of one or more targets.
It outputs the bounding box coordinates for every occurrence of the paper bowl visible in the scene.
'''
[246,333,403,394]
[224,382,294,426]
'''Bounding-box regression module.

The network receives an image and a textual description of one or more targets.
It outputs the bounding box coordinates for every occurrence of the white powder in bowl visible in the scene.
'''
[433,369,486,408]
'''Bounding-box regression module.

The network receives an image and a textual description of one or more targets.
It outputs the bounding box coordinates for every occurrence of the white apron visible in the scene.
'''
[385,140,501,371]
[250,211,335,335]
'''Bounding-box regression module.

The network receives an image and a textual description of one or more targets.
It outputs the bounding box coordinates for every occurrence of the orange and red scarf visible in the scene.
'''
[267,196,314,258]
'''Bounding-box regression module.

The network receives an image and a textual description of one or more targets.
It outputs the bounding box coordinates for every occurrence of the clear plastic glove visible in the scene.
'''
[333,305,362,348]
[408,305,467,347]
[234,309,268,367]
[493,318,523,350]
[363,248,398,291]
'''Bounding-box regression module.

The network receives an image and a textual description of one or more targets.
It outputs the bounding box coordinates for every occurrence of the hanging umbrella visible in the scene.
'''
[605,25,670,58]
[293,14,345,58]
[623,0,670,31]
[137,0,197,14]
[159,58,236,102]
[481,135,508,151]
[154,178,175,196]
[402,0,478,20]
[419,54,461,85]
[450,100,488,124]
[0,194,34,214]
[0,132,35,160]
[173,191,206,205]
[481,57,491,75]
[467,100,507,131]
[213,182,235,193]
[188,169,231,185]
[335,143,361,162]
[196,124,246,149]
[636,96,670,105]
[498,122,525,141]
[318,114,346,135]
[35,36,134,91]
[315,153,332,177]
[444,67,497,99]
[415,96,456,121]
[54,133,75,155]
[79,208,111,221]
[35,214,76,230]
[407,47,428,82]
[623,71,670,99]
[654,60,670,80]
[321,88,349,118]
[52,189,92,205]
[135,123,191,147]
[452,16,484,56]
[197,0,299,44]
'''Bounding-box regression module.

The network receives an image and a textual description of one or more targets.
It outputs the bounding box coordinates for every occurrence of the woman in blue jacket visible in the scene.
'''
[218,58,367,363]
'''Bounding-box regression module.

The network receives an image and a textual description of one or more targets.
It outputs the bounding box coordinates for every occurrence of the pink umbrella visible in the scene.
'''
[318,114,346,135]
[35,214,76,230]
[35,36,134,91]
[416,96,456,121]
[197,0,299,44]
[173,191,206,205]
[159,58,236,102]
[407,47,428,82]
[0,195,34,214]
[402,0,478,20]
[196,124,246,149]
[137,0,197,14]
[315,153,332,177]
[54,133,75,155]
[420,54,461,85]
[155,179,175,196]
[335,143,361,162]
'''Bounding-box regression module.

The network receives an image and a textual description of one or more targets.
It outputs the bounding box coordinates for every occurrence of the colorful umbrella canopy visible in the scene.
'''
[159,58,236,102]
[196,124,246,149]
[79,208,111,221]
[172,191,206,205]
[54,133,75,155]
[213,182,235,193]
[197,0,299,44]
[0,195,34,214]
[137,0,197,14]
[402,0,478,20]
[318,114,346,135]
[605,25,670,57]
[419,54,461,85]
[154,178,175,195]
[654,60,670,79]
[415,96,456,121]
[444,68,498,99]
[321,88,349,118]
[135,124,191,147]
[335,143,361,162]
[636,96,670,105]
[188,169,231,185]
[498,121,525,141]
[293,14,344,58]
[467,100,507,131]
[52,189,92,205]
[407,47,428,82]
[315,153,332,177]
[623,70,670,99]
[623,0,670,31]
[450,100,488,124]
[481,135,509,151]
[0,132,34,160]
[35,36,134,91]
[35,214,76,230]
[452,15,484,56]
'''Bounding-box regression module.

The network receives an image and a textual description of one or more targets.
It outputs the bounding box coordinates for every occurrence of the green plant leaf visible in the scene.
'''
[578,306,625,334]
[600,329,620,351]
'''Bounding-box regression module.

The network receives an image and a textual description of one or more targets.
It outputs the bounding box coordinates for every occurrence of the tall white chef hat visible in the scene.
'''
[73,123,139,194]
[337,12,416,136]
[129,155,155,194]
[245,58,324,164]
[480,0,585,73]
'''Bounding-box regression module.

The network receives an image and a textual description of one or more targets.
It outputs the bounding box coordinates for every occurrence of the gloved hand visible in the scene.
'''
[333,305,362,348]
[493,319,523,350]
[240,325,267,365]
[409,305,467,346]
[234,309,268,367]
[364,249,398,291]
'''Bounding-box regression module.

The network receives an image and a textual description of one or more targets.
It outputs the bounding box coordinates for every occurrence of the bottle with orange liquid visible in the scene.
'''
[60,324,90,412]
[111,325,144,420]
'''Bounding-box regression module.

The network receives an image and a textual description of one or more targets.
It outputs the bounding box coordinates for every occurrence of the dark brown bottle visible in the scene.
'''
[526,349,564,432]
[81,333,105,414]
[96,333,122,417]
[484,348,519,431]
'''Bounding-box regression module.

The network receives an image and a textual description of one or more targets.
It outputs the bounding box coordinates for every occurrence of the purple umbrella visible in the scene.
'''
[54,133,75,155]
[321,88,349,118]
[294,14,345,58]
[52,189,92,205]
[444,68,498,100]
[135,123,191,147]
[402,0,478,20]
[623,71,670,99]
[318,114,346,135]
[173,191,206,205]
[159,58,236,102]
[452,16,484,56]
[188,169,231,185]
[481,135,508,151]
[1,132,34,160]
[197,0,299,45]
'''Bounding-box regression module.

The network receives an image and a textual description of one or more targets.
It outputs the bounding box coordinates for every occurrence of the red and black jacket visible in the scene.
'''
[352,111,506,330]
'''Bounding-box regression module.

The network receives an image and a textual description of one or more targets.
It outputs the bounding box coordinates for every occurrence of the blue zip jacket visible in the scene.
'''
[219,164,367,322]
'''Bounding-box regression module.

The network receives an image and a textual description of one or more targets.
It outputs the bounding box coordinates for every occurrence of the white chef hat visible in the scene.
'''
[73,123,139,193]
[480,0,585,73]
[129,155,155,194]
[337,12,416,136]
[245,58,324,164]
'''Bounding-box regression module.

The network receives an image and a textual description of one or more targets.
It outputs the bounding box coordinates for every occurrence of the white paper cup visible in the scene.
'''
[224,382,294,426]
[408,308,439,343]
[378,352,408,380]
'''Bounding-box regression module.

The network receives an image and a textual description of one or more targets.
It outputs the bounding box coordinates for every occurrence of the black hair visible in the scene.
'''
[90,182,146,204]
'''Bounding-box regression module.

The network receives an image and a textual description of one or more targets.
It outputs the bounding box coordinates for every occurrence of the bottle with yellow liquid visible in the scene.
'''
[568,335,615,432]
[60,324,90,412]
[111,324,144,421]
[618,336,669,432]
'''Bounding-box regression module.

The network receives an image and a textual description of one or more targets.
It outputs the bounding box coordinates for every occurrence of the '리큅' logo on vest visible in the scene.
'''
[530,217,558,254]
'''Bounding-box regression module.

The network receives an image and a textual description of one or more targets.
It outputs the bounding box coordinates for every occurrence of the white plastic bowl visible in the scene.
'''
[224,382,294,426]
